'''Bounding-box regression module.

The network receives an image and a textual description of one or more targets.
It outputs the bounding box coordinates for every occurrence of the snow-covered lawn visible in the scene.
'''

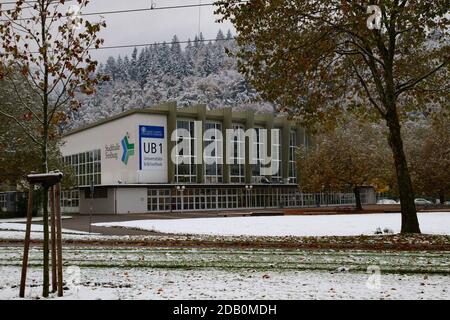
[0,222,92,235]
[93,212,450,237]
[0,222,101,240]
[1,244,449,300]
[0,216,72,223]
[1,266,448,300]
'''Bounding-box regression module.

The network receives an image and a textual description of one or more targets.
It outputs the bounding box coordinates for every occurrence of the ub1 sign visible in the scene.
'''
[139,125,165,170]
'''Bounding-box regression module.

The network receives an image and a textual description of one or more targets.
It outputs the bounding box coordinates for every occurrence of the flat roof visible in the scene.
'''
[64,101,296,137]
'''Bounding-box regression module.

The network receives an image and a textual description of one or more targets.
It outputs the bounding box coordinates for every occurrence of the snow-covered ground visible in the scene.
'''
[1,266,448,300]
[93,212,450,237]
[1,243,449,300]
[0,216,73,223]
[0,222,92,235]
[0,222,103,241]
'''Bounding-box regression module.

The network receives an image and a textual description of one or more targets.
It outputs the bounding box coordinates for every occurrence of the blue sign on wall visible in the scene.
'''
[139,125,165,139]
[139,125,165,170]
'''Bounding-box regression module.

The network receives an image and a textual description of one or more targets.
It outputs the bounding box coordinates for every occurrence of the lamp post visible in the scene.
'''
[89,180,94,234]
[245,185,253,208]
[176,185,186,213]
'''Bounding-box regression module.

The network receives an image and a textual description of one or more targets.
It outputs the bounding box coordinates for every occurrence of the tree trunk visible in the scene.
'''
[385,110,421,234]
[40,0,50,297]
[42,143,49,297]
[353,186,363,211]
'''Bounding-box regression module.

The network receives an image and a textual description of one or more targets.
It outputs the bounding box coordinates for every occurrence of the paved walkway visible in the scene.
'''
[50,211,258,236]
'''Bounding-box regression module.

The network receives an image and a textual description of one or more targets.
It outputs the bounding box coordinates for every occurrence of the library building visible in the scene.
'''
[60,102,324,214]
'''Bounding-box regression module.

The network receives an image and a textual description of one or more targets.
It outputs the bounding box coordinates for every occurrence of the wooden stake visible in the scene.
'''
[55,183,64,297]
[50,187,57,293]
[19,186,34,298]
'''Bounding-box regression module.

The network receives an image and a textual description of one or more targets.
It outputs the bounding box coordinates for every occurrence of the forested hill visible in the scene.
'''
[69,30,274,129]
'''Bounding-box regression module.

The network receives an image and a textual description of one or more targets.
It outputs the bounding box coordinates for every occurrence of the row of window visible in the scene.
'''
[174,120,299,184]
[63,150,101,187]
[147,188,368,212]
[61,123,303,187]
[61,190,80,208]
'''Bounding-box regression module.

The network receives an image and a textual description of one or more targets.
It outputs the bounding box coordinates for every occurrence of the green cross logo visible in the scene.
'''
[121,134,135,165]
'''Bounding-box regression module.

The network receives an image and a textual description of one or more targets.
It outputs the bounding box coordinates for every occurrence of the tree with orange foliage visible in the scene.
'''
[216,0,449,233]
[0,0,106,297]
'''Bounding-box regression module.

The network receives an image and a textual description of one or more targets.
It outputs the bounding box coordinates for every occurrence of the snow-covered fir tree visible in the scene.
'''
[70,30,274,129]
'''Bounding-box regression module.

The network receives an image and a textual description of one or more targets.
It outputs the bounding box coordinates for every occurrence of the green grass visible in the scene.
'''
[1,246,449,275]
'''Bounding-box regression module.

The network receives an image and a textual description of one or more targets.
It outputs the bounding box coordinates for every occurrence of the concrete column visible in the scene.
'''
[264,114,274,181]
[167,102,177,184]
[222,108,232,183]
[296,125,305,185]
[196,104,206,184]
[245,111,255,184]
[281,119,291,182]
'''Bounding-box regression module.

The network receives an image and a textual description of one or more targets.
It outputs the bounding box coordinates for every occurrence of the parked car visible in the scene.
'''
[414,198,433,205]
[377,199,399,205]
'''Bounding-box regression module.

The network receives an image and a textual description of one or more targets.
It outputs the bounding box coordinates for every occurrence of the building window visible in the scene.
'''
[146,187,367,212]
[148,189,171,212]
[230,124,245,183]
[63,149,101,187]
[204,122,223,183]
[251,128,264,179]
[175,120,197,183]
[0,194,6,212]
[271,128,282,183]
[251,128,282,183]
[61,190,79,208]
[84,187,108,199]
[289,130,298,183]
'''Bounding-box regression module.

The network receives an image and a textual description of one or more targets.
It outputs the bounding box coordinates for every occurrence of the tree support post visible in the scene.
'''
[49,187,57,293]
[20,172,64,298]
[55,182,64,297]
[19,185,34,298]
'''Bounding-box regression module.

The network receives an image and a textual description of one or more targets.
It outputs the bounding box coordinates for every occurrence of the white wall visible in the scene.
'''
[61,113,168,185]
[115,188,147,214]
[79,188,116,215]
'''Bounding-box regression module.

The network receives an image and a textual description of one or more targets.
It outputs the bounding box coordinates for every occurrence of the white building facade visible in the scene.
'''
[61,102,321,214]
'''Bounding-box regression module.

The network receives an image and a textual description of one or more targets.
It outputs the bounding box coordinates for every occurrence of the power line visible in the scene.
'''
[26,36,235,54]
[0,0,53,4]
[80,3,222,18]
[0,0,75,8]
[0,1,248,20]
[198,0,202,37]
[93,37,235,51]
[1,1,240,53]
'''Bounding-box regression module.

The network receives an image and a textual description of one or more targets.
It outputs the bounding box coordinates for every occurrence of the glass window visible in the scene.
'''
[289,130,298,183]
[175,120,197,183]
[204,122,223,183]
[63,149,101,187]
[230,124,245,183]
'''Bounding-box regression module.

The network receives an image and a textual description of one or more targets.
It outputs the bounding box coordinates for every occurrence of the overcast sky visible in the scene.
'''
[0,0,234,62]
[78,0,234,62]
